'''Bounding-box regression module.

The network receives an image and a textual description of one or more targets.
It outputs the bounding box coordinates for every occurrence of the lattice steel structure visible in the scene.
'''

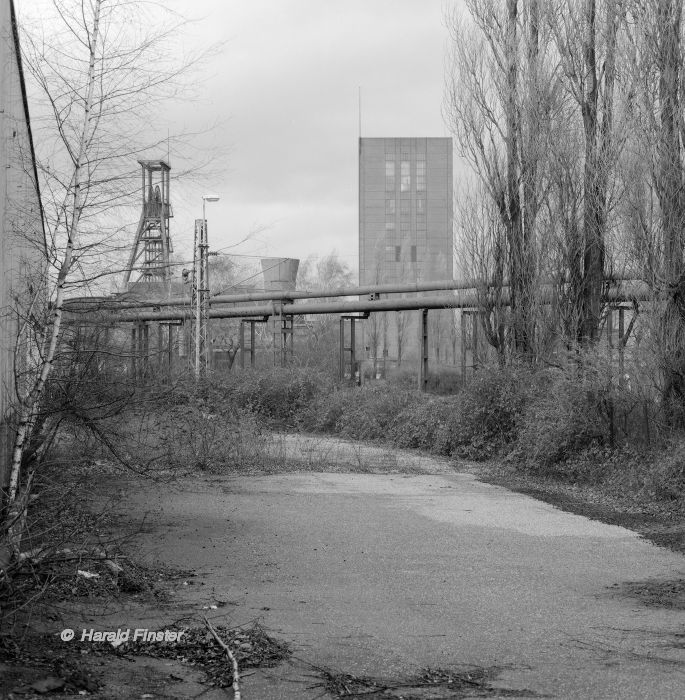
[124,160,173,290]
[192,218,210,376]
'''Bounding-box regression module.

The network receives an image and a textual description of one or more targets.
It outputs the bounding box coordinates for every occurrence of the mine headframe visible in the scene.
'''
[124,160,173,292]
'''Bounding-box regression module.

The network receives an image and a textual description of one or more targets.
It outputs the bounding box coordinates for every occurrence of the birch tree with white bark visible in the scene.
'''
[2,0,210,565]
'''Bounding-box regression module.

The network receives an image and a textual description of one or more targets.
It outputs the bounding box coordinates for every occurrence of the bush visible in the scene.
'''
[440,364,530,459]
[628,439,685,503]
[384,366,463,394]
[158,404,265,471]
[302,384,415,440]
[171,368,333,426]
[426,367,463,395]
[299,363,528,460]
[512,373,604,471]
[388,397,456,452]
[227,368,329,422]
[169,358,674,492]
[297,386,351,433]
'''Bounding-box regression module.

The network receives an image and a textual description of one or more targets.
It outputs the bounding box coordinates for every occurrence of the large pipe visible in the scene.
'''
[107,294,476,323]
[65,273,643,312]
[103,280,651,324]
[66,278,497,311]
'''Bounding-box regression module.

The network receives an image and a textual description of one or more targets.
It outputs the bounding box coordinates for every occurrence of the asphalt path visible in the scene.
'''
[125,441,685,699]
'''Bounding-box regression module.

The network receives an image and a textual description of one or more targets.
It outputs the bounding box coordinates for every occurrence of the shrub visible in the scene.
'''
[388,397,456,452]
[330,384,415,440]
[228,368,328,422]
[297,386,351,433]
[629,439,685,503]
[159,404,265,472]
[297,363,529,459]
[426,367,463,395]
[439,363,530,459]
[171,368,333,426]
[511,367,611,473]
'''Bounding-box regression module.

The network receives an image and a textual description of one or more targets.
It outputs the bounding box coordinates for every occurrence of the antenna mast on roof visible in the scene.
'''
[358,86,362,138]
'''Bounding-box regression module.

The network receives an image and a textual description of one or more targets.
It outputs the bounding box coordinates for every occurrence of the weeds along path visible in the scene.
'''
[109,432,685,700]
[265,432,459,475]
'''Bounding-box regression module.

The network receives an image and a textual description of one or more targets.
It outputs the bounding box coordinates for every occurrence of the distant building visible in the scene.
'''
[359,137,452,287]
[358,137,453,369]
[0,1,46,489]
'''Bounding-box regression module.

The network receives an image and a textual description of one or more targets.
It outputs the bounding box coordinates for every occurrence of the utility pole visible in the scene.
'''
[193,195,220,377]
[192,218,207,377]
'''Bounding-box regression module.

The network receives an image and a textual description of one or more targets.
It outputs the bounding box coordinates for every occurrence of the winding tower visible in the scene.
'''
[124,160,173,293]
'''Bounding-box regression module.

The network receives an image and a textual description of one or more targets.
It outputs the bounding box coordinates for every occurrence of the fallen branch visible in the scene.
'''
[203,615,241,699]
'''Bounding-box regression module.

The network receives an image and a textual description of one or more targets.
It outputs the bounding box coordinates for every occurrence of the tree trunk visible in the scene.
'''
[504,0,528,356]
[579,0,617,344]
[7,1,102,507]
[657,0,685,425]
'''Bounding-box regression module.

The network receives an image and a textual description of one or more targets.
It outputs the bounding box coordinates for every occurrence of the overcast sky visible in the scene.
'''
[20,0,456,279]
[173,0,454,274]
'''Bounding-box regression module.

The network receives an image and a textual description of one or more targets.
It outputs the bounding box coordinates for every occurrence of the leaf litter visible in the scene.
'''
[316,665,546,699]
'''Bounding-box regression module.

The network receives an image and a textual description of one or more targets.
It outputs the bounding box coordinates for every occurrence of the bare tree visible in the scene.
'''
[455,184,508,363]
[3,0,211,558]
[549,0,623,343]
[297,252,355,371]
[620,0,685,424]
[445,0,556,358]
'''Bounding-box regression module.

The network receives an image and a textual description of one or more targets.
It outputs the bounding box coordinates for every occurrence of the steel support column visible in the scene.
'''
[131,322,149,381]
[272,309,293,367]
[141,323,149,379]
[157,323,163,372]
[339,316,359,383]
[168,323,175,379]
[460,310,467,382]
[418,308,428,392]
[240,321,246,368]
[240,319,258,369]
[131,325,137,378]
[339,317,345,380]
[618,306,625,386]
[608,306,628,388]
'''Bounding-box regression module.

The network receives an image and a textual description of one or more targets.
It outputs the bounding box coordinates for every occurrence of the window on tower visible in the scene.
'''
[400,161,410,192]
[386,161,395,191]
[417,159,426,192]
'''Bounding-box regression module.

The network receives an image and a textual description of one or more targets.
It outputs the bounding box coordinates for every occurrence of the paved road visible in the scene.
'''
[124,446,685,699]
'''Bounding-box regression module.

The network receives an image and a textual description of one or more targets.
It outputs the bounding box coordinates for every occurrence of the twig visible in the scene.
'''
[203,615,241,699]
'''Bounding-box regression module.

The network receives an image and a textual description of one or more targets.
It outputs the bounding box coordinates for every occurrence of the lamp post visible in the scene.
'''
[193,195,220,377]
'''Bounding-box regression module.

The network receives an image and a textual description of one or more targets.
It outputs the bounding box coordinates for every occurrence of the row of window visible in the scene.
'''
[384,244,419,264]
[385,198,426,216]
[385,159,426,193]
[385,221,427,233]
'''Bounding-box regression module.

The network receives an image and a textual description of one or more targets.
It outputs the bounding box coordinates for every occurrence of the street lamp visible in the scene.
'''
[202,194,220,223]
[194,194,220,378]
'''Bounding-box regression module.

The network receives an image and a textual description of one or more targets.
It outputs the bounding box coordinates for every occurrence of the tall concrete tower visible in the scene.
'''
[358,137,453,367]
[359,137,452,287]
